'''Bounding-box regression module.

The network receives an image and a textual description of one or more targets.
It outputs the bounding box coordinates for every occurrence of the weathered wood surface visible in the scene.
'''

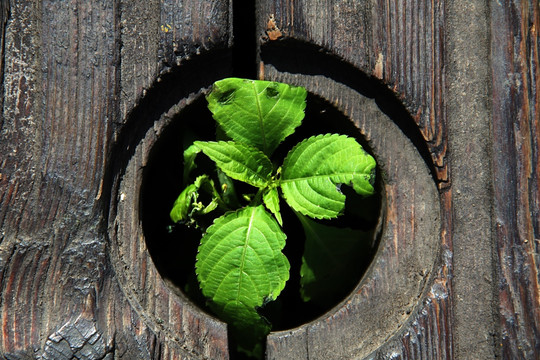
[0,0,231,359]
[445,1,499,359]
[0,0,7,119]
[0,0,538,359]
[258,1,451,358]
[491,1,540,359]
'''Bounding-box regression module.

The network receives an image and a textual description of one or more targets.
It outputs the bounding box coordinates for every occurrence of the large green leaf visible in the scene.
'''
[280,134,376,219]
[196,205,290,355]
[297,214,372,307]
[194,141,273,188]
[206,78,307,156]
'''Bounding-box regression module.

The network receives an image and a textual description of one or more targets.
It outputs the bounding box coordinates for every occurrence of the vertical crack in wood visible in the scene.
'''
[232,0,257,78]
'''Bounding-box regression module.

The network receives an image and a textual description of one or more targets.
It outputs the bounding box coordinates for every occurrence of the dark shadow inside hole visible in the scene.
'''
[140,95,216,301]
[140,92,383,336]
[103,50,232,233]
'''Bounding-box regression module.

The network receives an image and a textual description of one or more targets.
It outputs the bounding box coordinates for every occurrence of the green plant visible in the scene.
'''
[169,78,376,358]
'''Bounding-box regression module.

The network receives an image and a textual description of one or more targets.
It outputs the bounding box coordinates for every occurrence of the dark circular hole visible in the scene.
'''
[140,91,383,331]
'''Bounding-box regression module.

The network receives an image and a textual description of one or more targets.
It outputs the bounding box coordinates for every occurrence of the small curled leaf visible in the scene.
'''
[170,183,199,223]
[169,175,221,226]
[182,143,201,184]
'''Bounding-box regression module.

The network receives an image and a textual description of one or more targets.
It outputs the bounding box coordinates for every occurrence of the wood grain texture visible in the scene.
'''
[491,1,540,359]
[1,0,118,356]
[1,1,537,359]
[445,1,498,358]
[0,0,233,358]
[119,0,160,120]
[258,0,448,187]
[159,0,231,68]
[259,1,452,359]
[119,0,231,120]
[366,190,453,360]
[107,0,233,357]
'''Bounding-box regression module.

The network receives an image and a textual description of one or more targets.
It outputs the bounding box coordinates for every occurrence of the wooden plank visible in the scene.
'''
[261,72,441,359]
[491,1,540,359]
[259,1,451,358]
[0,1,48,355]
[1,0,119,357]
[0,0,8,125]
[107,0,233,358]
[445,1,499,359]
[0,0,233,358]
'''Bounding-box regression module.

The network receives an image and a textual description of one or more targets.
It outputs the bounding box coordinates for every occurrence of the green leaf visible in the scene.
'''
[280,134,376,219]
[263,187,282,226]
[196,205,290,355]
[182,143,201,184]
[297,214,372,306]
[170,183,199,223]
[194,141,273,188]
[206,78,307,156]
[170,175,221,225]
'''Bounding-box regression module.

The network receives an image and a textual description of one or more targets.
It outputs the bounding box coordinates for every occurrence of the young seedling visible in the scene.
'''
[169,78,376,358]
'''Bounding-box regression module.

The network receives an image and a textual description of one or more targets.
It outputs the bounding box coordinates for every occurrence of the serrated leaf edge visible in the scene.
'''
[195,206,290,307]
[280,133,375,219]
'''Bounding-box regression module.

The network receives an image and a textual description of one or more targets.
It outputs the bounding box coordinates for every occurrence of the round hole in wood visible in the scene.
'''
[139,91,384,333]
[108,54,440,359]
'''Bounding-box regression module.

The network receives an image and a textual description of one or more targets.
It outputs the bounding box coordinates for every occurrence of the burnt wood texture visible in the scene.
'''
[0,1,538,360]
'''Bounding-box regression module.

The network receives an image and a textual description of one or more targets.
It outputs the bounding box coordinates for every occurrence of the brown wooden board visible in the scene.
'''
[0,0,7,124]
[257,1,451,358]
[445,1,498,358]
[0,0,232,359]
[1,0,120,357]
